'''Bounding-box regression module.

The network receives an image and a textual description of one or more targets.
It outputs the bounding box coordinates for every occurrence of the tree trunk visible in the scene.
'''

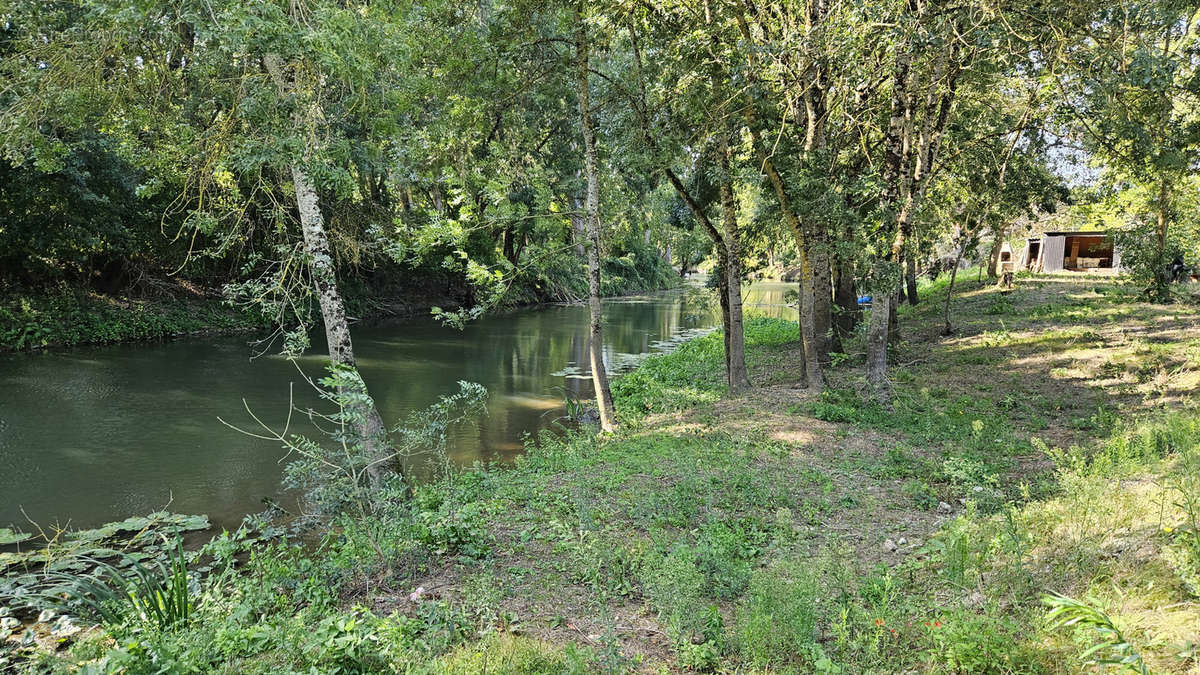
[809,231,833,365]
[502,226,517,264]
[292,162,391,488]
[576,6,615,432]
[942,236,966,335]
[797,252,823,389]
[831,254,858,352]
[264,53,392,489]
[865,39,914,405]
[716,244,733,380]
[865,293,891,405]
[888,294,900,344]
[570,194,586,257]
[718,137,751,392]
[660,162,739,387]
[737,64,822,387]
[1154,177,1170,300]
[905,253,919,304]
[987,228,1005,280]
[742,120,822,389]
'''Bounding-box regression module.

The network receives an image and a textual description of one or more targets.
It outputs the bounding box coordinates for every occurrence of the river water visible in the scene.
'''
[0,283,792,530]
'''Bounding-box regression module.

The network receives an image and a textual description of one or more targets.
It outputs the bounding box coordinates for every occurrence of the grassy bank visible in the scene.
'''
[4,274,1199,673]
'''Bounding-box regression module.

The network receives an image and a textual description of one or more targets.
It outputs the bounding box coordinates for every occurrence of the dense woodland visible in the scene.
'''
[2,0,1200,673]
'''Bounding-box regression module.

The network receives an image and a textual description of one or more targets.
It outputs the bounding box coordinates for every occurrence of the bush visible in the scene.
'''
[923,609,1043,673]
[0,288,264,350]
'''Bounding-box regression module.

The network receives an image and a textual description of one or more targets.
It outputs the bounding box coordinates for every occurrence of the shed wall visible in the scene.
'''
[1042,235,1066,272]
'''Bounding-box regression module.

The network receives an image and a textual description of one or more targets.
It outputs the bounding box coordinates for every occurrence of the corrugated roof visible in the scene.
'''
[1025,231,1111,239]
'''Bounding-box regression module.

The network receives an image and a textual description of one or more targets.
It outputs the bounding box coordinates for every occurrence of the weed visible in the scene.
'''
[1044,593,1147,674]
[733,557,822,669]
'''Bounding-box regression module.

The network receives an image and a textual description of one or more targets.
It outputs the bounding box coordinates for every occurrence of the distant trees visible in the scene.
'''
[1044,2,1200,300]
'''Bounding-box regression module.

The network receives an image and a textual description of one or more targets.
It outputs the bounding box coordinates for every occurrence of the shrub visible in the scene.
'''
[924,608,1044,673]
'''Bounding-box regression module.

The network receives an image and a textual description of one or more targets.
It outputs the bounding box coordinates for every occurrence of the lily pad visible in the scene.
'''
[0,550,37,574]
[45,559,89,574]
[0,528,32,546]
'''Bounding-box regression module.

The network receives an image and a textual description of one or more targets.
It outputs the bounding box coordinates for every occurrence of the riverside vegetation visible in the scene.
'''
[3,273,1199,673]
[3,3,1200,670]
[0,243,680,351]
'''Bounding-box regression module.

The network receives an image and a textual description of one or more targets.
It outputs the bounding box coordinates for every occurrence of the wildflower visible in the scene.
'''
[875,618,885,626]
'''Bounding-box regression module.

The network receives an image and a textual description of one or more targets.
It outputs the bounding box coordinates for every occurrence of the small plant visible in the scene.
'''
[225,364,486,528]
[904,479,938,510]
[1043,593,1147,674]
[734,558,822,669]
[42,535,195,630]
[984,295,1014,315]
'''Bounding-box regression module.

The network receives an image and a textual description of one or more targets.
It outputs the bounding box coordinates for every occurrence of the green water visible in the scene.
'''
[0,283,792,530]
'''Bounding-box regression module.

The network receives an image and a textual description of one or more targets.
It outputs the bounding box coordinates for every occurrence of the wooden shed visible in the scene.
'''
[1019,231,1121,274]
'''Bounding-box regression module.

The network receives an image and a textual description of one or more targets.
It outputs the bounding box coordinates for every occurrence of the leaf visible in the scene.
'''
[0,529,32,546]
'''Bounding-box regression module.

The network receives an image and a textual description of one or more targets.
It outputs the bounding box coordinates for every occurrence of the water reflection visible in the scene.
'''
[0,282,793,529]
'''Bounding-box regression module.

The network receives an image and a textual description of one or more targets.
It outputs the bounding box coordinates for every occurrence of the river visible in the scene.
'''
[0,282,793,530]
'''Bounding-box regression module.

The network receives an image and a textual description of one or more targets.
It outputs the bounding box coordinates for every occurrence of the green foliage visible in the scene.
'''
[1,512,212,623]
[429,632,592,674]
[1048,411,1200,478]
[1044,593,1147,674]
[922,608,1043,673]
[733,558,821,669]
[0,138,179,287]
[44,536,196,631]
[804,386,1023,511]
[611,331,726,416]
[612,317,797,418]
[0,289,264,350]
[640,547,725,670]
[405,494,493,560]
[262,364,486,522]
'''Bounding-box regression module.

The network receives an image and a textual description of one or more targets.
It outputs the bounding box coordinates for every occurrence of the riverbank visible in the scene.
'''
[5,274,1199,672]
[0,256,682,352]
[0,285,268,352]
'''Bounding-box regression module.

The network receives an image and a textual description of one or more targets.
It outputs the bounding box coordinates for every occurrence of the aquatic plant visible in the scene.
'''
[41,535,196,630]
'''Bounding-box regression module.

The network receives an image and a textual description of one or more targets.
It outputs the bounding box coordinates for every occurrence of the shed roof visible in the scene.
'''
[1026,231,1111,240]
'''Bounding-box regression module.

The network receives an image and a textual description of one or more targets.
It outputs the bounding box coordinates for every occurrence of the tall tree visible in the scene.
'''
[575,3,617,431]
[865,1,970,403]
